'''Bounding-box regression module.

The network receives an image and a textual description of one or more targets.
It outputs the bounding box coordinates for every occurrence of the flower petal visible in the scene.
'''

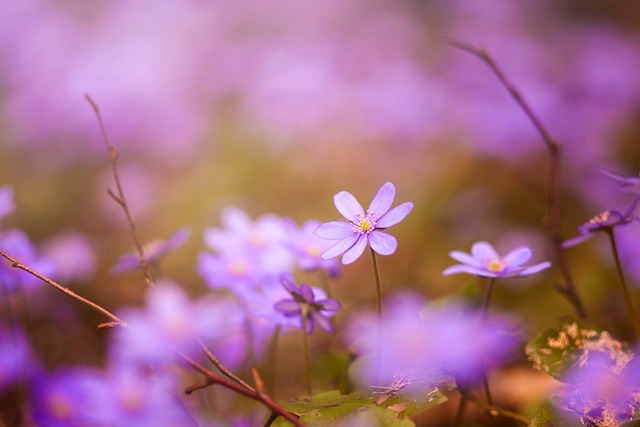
[368,231,397,256]
[442,264,496,277]
[274,300,301,316]
[314,221,354,240]
[519,262,552,276]
[376,202,414,228]
[299,284,315,302]
[280,274,298,293]
[341,235,368,264]
[368,182,395,216]
[471,241,499,260]
[321,233,359,260]
[319,299,341,313]
[562,233,595,248]
[334,191,364,222]
[448,250,482,267]
[312,312,333,333]
[503,247,532,268]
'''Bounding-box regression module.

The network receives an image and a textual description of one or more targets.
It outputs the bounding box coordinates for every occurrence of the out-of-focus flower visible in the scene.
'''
[0,185,15,221]
[42,231,95,283]
[347,294,516,387]
[0,228,56,293]
[443,241,551,278]
[315,182,413,264]
[601,170,640,194]
[562,196,640,248]
[0,325,36,391]
[285,219,340,278]
[274,275,340,334]
[112,228,190,274]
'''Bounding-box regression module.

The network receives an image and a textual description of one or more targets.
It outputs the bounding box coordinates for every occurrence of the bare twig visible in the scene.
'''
[0,249,123,324]
[85,94,155,289]
[445,37,586,318]
[465,392,529,425]
[198,338,255,392]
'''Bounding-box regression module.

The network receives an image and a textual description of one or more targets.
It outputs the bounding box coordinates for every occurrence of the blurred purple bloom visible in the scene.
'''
[562,196,640,248]
[443,241,551,278]
[0,185,15,221]
[0,228,56,293]
[112,228,190,273]
[601,170,640,194]
[347,294,517,387]
[285,219,340,278]
[274,275,340,334]
[198,250,262,296]
[315,182,413,264]
[42,231,95,283]
[0,326,36,391]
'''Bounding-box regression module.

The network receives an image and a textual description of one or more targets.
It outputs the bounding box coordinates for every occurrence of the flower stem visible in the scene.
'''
[301,305,312,395]
[455,391,468,427]
[370,248,383,319]
[482,277,496,320]
[606,228,640,338]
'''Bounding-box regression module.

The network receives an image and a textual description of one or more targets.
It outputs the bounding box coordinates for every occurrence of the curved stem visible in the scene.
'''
[606,228,640,338]
[482,277,496,321]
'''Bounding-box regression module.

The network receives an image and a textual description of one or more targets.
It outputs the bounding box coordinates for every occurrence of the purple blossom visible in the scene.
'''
[285,218,340,278]
[562,196,640,248]
[315,182,413,264]
[112,228,190,274]
[0,185,15,221]
[0,326,36,391]
[274,275,340,334]
[443,241,551,278]
[0,228,56,293]
[42,231,95,283]
[601,170,640,194]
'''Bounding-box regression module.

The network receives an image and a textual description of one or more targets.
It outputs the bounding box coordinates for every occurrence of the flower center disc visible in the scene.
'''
[486,258,507,273]
[353,211,378,234]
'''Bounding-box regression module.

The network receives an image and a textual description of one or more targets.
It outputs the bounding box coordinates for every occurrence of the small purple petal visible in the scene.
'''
[314,221,354,240]
[321,233,359,260]
[311,312,333,333]
[275,300,301,316]
[443,264,497,277]
[519,262,552,276]
[299,284,315,302]
[448,250,482,267]
[502,247,532,269]
[376,202,414,228]
[600,169,631,183]
[304,316,315,334]
[334,191,365,222]
[471,241,499,260]
[281,274,298,293]
[341,234,368,264]
[368,182,396,217]
[368,231,397,256]
[319,299,341,313]
[562,233,595,248]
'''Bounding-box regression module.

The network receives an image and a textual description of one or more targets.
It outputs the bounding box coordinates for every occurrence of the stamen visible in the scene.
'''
[485,257,507,273]
[588,211,610,225]
[352,210,378,234]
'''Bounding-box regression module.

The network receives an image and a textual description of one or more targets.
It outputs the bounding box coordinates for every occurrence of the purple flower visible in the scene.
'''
[285,218,340,278]
[443,241,551,278]
[0,228,56,293]
[274,276,340,334]
[42,231,95,283]
[112,228,190,273]
[0,325,36,391]
[601,169,640,194]
[0,185,15,221]
[315,182,413,264]
[562,196,640,248]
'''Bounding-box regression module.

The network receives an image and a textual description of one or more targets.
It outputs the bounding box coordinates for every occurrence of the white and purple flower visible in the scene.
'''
[315,182,413,264]
[443,241,551,279]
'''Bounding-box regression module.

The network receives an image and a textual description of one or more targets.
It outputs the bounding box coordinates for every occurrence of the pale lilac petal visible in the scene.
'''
[280,274,298,293]
[519,262,552,276]
[368,231,397,256]
[443,264,497,277]
[304,317,315,334]
[312,312,333,333]
[314,221,354,240]
[299,284,314,302]
[448,250,482,267]
[562,233,595,248]
[471,241,499,260]
[321,233,359,260]
[502,247,532,269]
[341,235,368,264]
[368,182,395,216]
[334,191,364,222]
[600,169,637,183]
[376,202,414,228]
[319,299,341,313]
[274,300,301,316]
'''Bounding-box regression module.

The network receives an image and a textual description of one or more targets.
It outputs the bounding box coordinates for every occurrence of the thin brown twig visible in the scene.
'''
[465,392,529,425]
[0,249,124,324]
[444,37,587,319]
[85,94,155,289]
[198,338,256,392]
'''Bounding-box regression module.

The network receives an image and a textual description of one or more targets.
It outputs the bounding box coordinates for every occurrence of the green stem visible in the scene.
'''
[301,305,311,395]
[606,228,640,338]
[482,277,496,320]
[370,248,383,319]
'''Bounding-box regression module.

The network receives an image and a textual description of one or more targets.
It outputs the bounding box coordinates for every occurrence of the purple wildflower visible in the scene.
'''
[0,228,56,293]
[315,182,413,264]
[443,241,551,278]
[562,196,640,248]
[42,231,95,283]
[274,275,341,334]
[601,170,640,194]
[0,185,15,221]
[0,325,36,391]
[112,227,190,273]
[285,218,340,278]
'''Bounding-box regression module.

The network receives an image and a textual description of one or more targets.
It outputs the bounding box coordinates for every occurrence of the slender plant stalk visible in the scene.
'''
[606,228,640,338]
[301,305,312,395]
[482,277,496,320]
[370,248,383,318]
[198,338,255,392]
[465,392,529,425]
[445,38,586,319]
[85,94,155,289]
[455,391,469,427]
[266,324,282,395]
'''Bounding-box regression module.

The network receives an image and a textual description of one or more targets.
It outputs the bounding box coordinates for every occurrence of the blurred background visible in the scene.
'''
[1,0,640,424]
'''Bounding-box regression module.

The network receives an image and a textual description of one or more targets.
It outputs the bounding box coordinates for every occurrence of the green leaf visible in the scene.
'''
[310,351,354,394]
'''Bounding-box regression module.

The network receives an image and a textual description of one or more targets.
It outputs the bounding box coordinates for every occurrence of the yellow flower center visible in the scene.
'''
[588,211,610,224]
[352,211,378,234]
[305,245,322,257]
[486,258,507,273]
[229,260,248,276]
